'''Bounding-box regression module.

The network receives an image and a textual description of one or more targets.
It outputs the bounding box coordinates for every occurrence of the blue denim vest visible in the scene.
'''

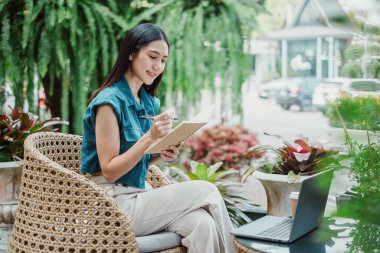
[80,77,160,188]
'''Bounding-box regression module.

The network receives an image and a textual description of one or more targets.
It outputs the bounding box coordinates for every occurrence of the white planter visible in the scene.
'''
[325,125,379,146]
[252,170,310,217]
[0,161,23,252]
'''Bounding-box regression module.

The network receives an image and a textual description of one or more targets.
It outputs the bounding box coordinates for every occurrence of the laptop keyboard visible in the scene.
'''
[256,219,293,240]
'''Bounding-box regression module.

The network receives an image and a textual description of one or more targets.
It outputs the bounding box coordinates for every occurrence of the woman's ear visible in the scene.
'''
[129,54,133,61]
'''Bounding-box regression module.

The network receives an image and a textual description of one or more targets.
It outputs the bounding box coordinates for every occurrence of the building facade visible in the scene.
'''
[256,0,354,82]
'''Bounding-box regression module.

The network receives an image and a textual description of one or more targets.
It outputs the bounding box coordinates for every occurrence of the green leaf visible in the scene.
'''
[1,12,11,56]
[195,163,208,180]
[241,166,256,183]
[287,171,301,183]
[91,2,129,31]
[183,171,199,181]
[29,1,45,21]
[211,170,238,181]
[207,161,223,176]
[127,0,177,31]
[189,160,199,174]
[0,150,12,162]
[37,30,51,77]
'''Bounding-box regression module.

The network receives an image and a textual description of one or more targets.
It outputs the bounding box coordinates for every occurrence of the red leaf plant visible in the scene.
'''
[0,107,68,162]
[243,135,342,178]
[184,125,260,170]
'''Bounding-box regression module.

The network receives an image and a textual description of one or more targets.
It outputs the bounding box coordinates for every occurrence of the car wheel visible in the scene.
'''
[300,98,312,111]
[281,104,290,110]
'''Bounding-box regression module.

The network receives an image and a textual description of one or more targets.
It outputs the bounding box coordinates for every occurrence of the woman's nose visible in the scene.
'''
[153,62,163,72]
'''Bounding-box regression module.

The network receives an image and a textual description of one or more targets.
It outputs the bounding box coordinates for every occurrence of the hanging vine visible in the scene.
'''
[155,0,265,119]
[0,0,264,133]
[0,0,174,134]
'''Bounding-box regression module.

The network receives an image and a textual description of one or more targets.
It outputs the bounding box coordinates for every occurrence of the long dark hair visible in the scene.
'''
[89,23,169,102]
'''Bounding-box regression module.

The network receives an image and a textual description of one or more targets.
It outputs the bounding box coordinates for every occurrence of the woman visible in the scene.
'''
[80,23,236,253]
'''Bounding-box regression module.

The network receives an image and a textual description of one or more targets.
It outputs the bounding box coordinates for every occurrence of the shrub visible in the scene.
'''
[326,96,380,131]
[184,125,260,170]
[348,140,380,196]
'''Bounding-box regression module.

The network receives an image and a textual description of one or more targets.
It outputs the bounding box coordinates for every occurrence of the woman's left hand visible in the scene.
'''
[160,141,184,162]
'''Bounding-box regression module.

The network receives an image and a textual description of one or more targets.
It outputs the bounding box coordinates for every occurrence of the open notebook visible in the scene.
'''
[144,107,213,154]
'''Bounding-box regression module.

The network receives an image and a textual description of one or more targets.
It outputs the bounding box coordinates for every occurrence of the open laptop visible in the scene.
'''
[231,169,334,243]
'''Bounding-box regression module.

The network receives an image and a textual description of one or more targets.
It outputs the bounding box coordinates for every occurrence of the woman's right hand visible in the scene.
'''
[148,111,175,141]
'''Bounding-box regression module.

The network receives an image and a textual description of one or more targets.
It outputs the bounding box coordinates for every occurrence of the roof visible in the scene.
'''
[266,25,353,40]
[287,0,351,29]
[267,0,354,40]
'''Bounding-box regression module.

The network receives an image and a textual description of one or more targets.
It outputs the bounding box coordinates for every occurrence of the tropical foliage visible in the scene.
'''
[0,0,155,133]
[155,0,265,116]
[164,160,254,226]
[242,134,343,182]
[0,107,68,162]
[0,0,265,134]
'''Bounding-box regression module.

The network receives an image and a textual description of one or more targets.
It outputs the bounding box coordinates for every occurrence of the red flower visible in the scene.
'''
[0,115,9,122]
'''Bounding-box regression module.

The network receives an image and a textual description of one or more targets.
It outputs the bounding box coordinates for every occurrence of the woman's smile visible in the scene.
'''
[147,71,157,77]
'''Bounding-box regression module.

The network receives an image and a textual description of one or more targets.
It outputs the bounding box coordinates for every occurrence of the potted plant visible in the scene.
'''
[242,134,343,216]
[0,107,67,250]
[333,103,380,224]
[336,140,380,222]
[164,161,256,227]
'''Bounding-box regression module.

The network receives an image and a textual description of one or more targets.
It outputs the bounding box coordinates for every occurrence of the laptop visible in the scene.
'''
[231,169,334,243]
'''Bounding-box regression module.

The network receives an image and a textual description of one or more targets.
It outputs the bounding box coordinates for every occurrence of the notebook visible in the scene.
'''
[144,107,213,154]
[231,169,334,243]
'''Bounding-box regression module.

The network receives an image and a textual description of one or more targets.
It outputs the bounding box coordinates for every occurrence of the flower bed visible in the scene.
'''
[183,125,260,170]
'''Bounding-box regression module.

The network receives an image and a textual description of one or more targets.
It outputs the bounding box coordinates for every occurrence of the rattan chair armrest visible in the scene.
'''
[147,165,171,188]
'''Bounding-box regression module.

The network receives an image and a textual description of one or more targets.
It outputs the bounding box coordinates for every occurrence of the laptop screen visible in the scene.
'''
[290,169,334,240]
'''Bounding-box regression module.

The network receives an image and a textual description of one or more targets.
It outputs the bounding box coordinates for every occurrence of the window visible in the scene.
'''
[350,81,380,92]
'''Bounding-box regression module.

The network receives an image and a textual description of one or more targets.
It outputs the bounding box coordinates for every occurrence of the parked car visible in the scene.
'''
[258,79,290,99]
[340,79,380,98]
[275,77,322,111]
[312,78,347,112]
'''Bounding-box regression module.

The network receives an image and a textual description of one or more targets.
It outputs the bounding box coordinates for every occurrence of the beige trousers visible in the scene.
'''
[93,176,237,253]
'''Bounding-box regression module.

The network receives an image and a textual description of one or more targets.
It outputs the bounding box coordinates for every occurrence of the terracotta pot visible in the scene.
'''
[253,170,310,217]
[0,161,23,224]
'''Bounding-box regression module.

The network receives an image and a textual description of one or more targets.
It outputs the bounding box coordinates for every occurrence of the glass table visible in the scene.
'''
[233,217,380,253]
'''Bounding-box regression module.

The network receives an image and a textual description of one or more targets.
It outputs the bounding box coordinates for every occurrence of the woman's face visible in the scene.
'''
[129,40,169,85]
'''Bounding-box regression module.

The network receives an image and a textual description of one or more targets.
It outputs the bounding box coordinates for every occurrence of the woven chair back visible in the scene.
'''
[9,132,139,253]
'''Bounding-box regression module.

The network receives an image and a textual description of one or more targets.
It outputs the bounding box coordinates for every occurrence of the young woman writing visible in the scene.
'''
[80,23,236,253]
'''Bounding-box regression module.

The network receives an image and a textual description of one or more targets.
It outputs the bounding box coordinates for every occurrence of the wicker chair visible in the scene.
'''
[9,132,187,253]
[233,239,260,253]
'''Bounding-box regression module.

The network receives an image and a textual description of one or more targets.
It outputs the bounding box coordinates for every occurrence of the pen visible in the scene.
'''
[139,115,179,120]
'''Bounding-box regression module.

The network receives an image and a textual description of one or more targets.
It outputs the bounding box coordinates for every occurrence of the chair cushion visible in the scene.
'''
[136,231,182,252]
